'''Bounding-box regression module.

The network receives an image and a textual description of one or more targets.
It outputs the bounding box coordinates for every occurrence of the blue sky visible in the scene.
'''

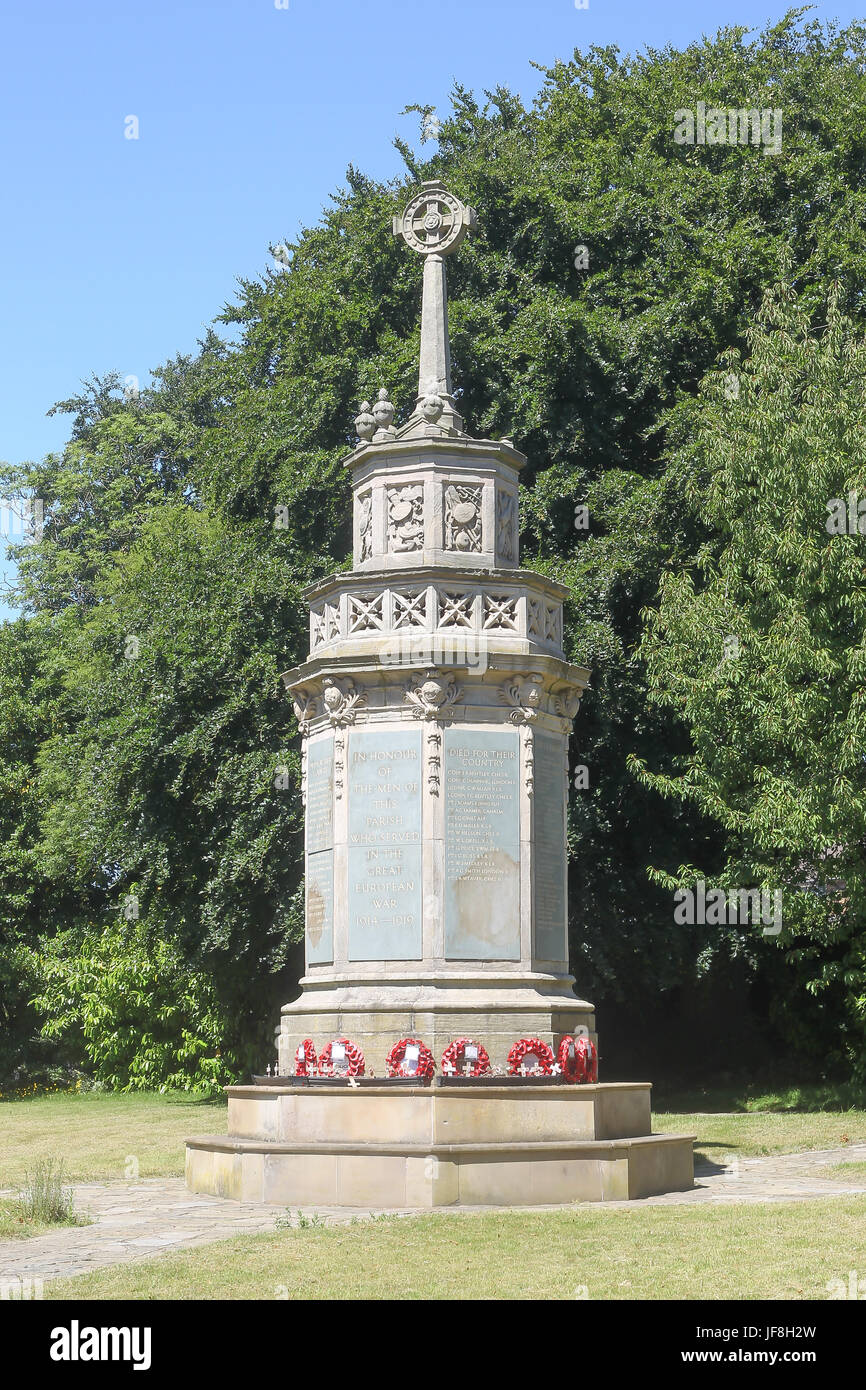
[0,0,860,618]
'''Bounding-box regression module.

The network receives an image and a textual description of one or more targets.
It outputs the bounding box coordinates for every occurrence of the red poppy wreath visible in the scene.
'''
[385,1037,435,1081]
[318,1037,365,1078]
[507,1037,555,1076]
[557,1034,598,1083]
[293,1038,318,1077]
[440,1037,491,1077]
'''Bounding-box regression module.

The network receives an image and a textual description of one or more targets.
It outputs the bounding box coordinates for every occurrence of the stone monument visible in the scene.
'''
[278,180,592,1070]
[185,181,695,1206]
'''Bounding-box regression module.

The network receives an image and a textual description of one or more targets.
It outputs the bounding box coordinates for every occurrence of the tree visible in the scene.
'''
[634,280,866,1074]
[30,503,308,1080]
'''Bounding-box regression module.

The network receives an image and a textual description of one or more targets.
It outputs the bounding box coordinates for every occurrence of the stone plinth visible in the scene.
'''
[186,1083,694,1207]
[279,979,594,1077]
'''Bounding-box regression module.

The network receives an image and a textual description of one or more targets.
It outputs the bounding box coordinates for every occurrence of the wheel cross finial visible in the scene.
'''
[387,180,478,434]
[393,181,477,257]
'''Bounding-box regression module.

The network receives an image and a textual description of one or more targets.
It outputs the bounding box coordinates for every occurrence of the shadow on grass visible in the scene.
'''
[0,1088,228,1107]
[161,1092,228,1108]
[653,1081,866,1115]
[692,1150,744,1173]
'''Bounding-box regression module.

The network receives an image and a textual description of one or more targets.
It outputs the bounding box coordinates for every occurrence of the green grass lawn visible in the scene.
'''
[654,1109,866,1163]
[654,1081,866,1162]
[5,1088,866,1297]
[0,1197,67,1240]
[825,1161,866,1181]
[45,1196,866,1300]
[653,1081,866,1114]
[0,1091,225,1187]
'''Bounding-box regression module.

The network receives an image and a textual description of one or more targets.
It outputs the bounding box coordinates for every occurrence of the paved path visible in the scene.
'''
[1,1144,865,1288]
[622,1142,866,1208]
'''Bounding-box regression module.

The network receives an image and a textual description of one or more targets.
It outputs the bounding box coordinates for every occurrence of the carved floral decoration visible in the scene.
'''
[322,677,367,726]
[403,669,461,721]
[404,670,461,797]
[499,674,545,725]
[497,490,516,562]
[357,490,372,561]
[291,687,319,735]
[553,685,583,729]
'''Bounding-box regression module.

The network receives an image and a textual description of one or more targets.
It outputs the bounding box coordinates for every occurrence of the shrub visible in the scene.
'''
[31,919,232,1095]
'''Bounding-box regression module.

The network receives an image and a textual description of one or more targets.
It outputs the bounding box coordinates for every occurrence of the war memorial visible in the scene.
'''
[185,182,695,1208]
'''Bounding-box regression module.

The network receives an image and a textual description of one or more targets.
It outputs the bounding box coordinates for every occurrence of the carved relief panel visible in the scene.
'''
[496,489,517,563]
[444,484,482,552]
[357,489,373,562]
[387,483,424,553]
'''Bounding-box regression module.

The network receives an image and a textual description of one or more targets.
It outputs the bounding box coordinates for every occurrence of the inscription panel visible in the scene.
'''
[533,730,567,961]
[306,849,334,964]
[305,736,334,963]
[306,736,334,855]
[347,728,423,961]
[444,728,520,960]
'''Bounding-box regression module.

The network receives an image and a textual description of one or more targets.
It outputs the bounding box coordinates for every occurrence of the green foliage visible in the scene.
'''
[634,280,866,1073]
[0,616,88,1085]
[32,919,230,1094]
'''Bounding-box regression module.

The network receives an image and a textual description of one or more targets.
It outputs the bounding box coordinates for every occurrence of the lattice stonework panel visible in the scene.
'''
[437,590,475,629]
[482,593,519,631]
[544,603,562,646]
[347,592,385,633]
[310,606,326,649]
[324,602,341,642]
[392,588,428,629]
[527,597,543,638]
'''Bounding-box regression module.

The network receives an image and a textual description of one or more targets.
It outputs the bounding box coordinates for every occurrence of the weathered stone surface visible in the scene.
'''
[223,1082,652,1146]
[347,727,423,961]
[443,728,520,960]
[186,1082,695,1207]
[278,298,589,1064]
[278,985,595,1076]
[533,730,567,962]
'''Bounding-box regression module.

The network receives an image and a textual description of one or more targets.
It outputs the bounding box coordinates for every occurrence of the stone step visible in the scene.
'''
[186,1130,695,1207]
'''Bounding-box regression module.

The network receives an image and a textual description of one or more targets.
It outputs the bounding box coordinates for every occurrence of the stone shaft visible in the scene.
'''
[418,254,451,401]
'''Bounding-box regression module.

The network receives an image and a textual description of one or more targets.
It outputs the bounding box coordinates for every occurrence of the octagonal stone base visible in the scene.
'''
[186,1083,694,1208]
